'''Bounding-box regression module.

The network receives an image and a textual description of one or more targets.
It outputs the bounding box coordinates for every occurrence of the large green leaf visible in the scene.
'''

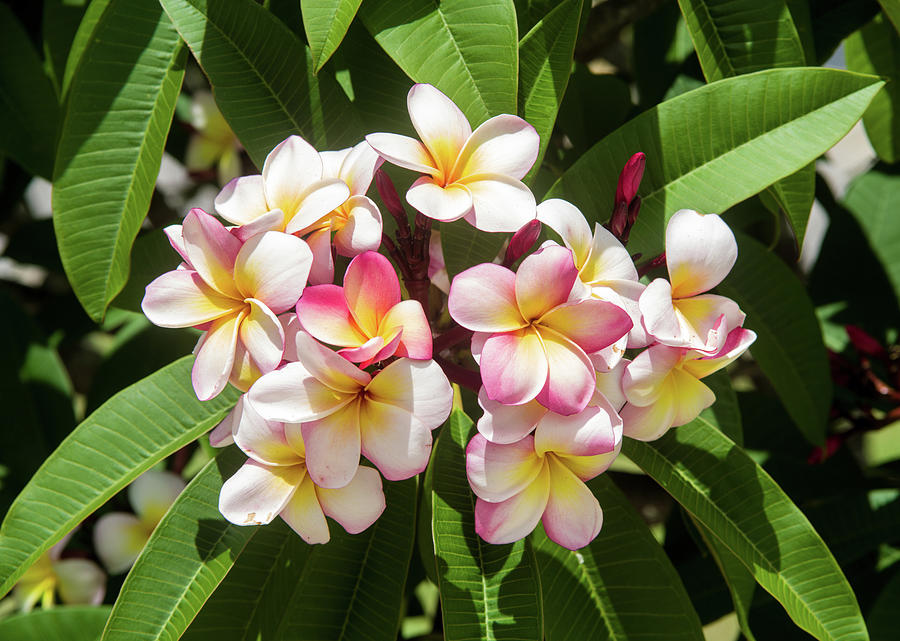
[61,0,113,98]
[0,4,60,178]
[0,357,238,598]
[160,0,360,167]
[534,475,704,641]
[428,409,544,641]
[301,0,364,72]
[878,0,900,33]
[765,164,816,250]
[546,68,884,258]
[718,232,831,445]
[846,14,900,164]
[517,0,582,184]
[360,0,519,125]
[102,448,250,641]
[0,606,111,641]
[624,417,868,641]
[52,0,185,322]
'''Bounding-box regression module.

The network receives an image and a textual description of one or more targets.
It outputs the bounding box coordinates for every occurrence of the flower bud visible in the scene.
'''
[375,168,406,221]
[503,219,541,267]
[615,152,645,207]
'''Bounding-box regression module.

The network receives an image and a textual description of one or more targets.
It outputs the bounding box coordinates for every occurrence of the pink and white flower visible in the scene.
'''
[142,209,312,400]
[620,326,756,441]
[367,84,539,232]
[248,332,452,489]
[448,245,632,415]
[466,404,622,550]
[217,397,386,544]
[639,209,744,353]
[296,251,432,367]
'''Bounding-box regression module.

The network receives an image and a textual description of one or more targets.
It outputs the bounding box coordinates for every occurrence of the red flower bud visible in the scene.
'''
[846,325,886,358]
[375,169,406,221]
[615,152,645,206]
[503,219,542,267]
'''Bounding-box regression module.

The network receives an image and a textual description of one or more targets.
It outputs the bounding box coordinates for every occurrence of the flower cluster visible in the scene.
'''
[142,83,754,550]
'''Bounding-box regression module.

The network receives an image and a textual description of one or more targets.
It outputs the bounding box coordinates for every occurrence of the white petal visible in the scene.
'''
[407,176,473,222]
[129,469,185,526]
[214,175,270,225]
[536,199,593,267]
[365,133,437,175]
[455,114,539,180]
[407,83,471,175]
[262,135,324,216]
[665,209,737,297]
[462,174,536,233]
[316,466,386,534]
[279,474,330,544]
[53,559,105,606]
[337,140,383,196]
[248,361,355,423]
[332,195,383,257]
[218,459,305,526]
[92,513,146,574]
[284,178,350,234]
[365,359,453,430]
[234,232,312,313]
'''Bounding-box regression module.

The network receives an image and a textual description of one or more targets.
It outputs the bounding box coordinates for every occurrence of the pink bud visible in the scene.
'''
[375,169,406,221]
[615,152,645,206]
[503,219,541,267]
[846,325,886,358]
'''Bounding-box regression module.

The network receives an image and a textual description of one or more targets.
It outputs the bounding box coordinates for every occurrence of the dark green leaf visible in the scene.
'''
[0,606,111,641]
[438,221,508,281]
[302,0,363,72]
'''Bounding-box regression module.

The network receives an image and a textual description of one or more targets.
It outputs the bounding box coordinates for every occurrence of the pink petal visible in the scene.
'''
[379,300,433,359]
[230,209,286,241]
[542,457,603,550]
[93,513,145,574]
[234,231,312,313]
[279,474,330,544]
[340,336,388,364]
[283,178,350,235]
[231,400,301,466]
[454,114,539,180]
[262,135,324,217]
[163,224,190,265]
[142,270,241,328]
[622,343,685,406]
[476,387,547,444]
[474,463,550,544]
[296,284,368,348]
[556,406,622,480]
[317,466,386,534]
[240,299,285,373]
[248,361,354,423]
[515,245,578,321]
[448,263,525,333]
[407,83,471,176]
[181,209,242,298]
[365,133,437,175]
[293,331,372,391]
[332,195,383,257]
[360,399,433,481]
[219,458,305,525]
[301,401,362,488]
[306,226,335,285]
[214,175,269,225]
[538,298,632,354]
[209,401,238,447]
[365,358,453,429]
[192,310,245,401]
[683,327,757,379]
[673,294,746,353]
[466,433,544,502]
[461,175,536,233]
[534,329,595,416]
[407,176,473,222]
[480,328,548,407]
[665,209,738,297]
[533,404,620,457]
[343,251,400,336]
[536,199,593,267]
[365,331,403,367]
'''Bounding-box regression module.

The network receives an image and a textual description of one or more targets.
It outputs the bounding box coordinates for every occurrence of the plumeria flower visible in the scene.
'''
[296,251,432,367]
[448,245,632,415]
[184,90,242,186]
[466,403,622,550]
[537,198,648,351]
[14,530,104,612]
[142,209,313,400]
[639,209,744,353]
[248,332,452,488]
[216,396,386,544]
[93,470,185,574]
[213,135,350,243]
[620,326,756,441]
[367,84,539,233]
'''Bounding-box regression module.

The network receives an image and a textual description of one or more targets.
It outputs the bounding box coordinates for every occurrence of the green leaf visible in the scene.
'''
[42,0,87,96]
[717,232,831,445]
[439,221,508,280]
[633,2,696,109]
[360,0,519,124]
[0,357,238,598]
[865,565,900,637]
[110,228,182,316]
[846,14,900,164]
[765,163,816,249]
[546,68,884,258]
[812,0,880,65]
[534,475,704,641]
[160,0,360,166]
[102,448,251,641]
[61,0,113,98]
[624,417,868,641]
[878,0,900,33]
[52,0,185,322]
[302,0,364,72]
[429,409,544,641]
[700,370,742,446]
[0,606,111,641]
[517,0,582,184]
[0,4,60,178]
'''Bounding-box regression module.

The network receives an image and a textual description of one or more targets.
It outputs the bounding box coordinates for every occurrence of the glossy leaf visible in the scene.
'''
[439,221,508,280]
[518,0,583,183]
[52,0,185,322]
[766,164,816,250]
[102,448,250,641]
[0,357,239,598]
[428,409,544,641]
[534,475,704,641]
[160,0,360,166]
[718,232,831,445]
[302,0,364,72]
[846,14,900,164]
[624,417,868,641]
[546,68,884,258]
[61,0,112,97]
[0,606,111,641]
[360,0,519,125]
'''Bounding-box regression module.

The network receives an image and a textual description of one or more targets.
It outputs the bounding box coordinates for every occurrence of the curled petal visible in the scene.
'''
[515,246,578,321]
[601,279,649,348]
[461,174,536,233]
[219,459,305,526]
[234,232,312,314]
[407,177,473,222]
[241,299,285,373]
[279,474,330,544]
[593,359,629,411]
[296,284,368,348]
[365,133,436,175]
[455,114,539,180]
[534,404,620,457]
[332,195,383,257]
[181,209,241,299]
[360,400,433,481]
[193,310,245,401]
[340,335,389,364]
[337,140,383,196]
[580,223,639,283]
[683,327,757,379]
[474,463,550,544]
[214,175,269,225]
[665,209,737,297]
[344,251,401,336]
[673,294,746,353]
[320,147,353,181]
[638,278,682,346]
[301,401,362,489]
[93,513,146,574]
[142,270,240,328]
[365,358,453,429]
[230,209,286,241]
[407,83,471,175]
[448,263,525,332]
[163,224,190,265]
[209,402,238,447]
[622,343,685,406]
[536,199,593,267]
[466,433,544,502]
[317,466,386,534]
[262,135,323,216]
[280,313,302,362]
[480,328,548,407]
[542,457,603,550]
[294,330,372,392]
[477,388,546,444]
[379,300,432,359]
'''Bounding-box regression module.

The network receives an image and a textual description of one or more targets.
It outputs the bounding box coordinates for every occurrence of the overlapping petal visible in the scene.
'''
[476,389,547,444]
[142,270,240,328]
[534,329,596,416]
[262,135,324,216]
[516,246,578,321]
[665,209,737,298]
[279,474,330,544]
[448,263,524,332]
[219,459,306,526]
[541,457,603,550]
[233,231,312,314]
[316,466,386,534]
[467,434,544,503]
[301,401,362,489]
[474,464,550,545]
[181,209,241,298]
[248,361,354,423]
[365,358,452,428]
[407,83,471,175]
[214,175,269,225]
[480,328,547,406]
[365,133,437,175]
[462,175,536,233]
[360,400,433,481]
[192,310,245,401]
[455,115,539,180]
[332,196,382,256]
[407,177,473,222]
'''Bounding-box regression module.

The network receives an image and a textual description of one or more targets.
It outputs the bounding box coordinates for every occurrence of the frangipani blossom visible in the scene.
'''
[467,403,622,550]
[537,198,648,350]
[216,397,385,544]
[367,84,539,233]
[620,327,756,441]
[142,209,313,400]
[297,251,432,366]
[14,530,105,612]
[184,90,242,186]
[93,470,185,574]
[248,332,452,488]
[639,209,744,353]
[449,245,632,415]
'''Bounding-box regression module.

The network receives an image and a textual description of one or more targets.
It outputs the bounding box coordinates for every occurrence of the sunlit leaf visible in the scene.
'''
[0,606,110,641]
[302,0,364,72]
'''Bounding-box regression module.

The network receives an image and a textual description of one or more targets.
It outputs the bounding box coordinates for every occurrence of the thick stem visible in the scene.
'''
[435,356,481,392]
[433,325,474,354]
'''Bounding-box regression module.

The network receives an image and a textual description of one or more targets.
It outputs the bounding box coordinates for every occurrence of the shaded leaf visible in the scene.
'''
[302,0,364,72]
[439,221,508,281]
[701,370,742,446]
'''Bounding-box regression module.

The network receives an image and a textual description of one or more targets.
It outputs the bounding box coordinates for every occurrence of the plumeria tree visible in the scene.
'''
[1,1,899,640]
